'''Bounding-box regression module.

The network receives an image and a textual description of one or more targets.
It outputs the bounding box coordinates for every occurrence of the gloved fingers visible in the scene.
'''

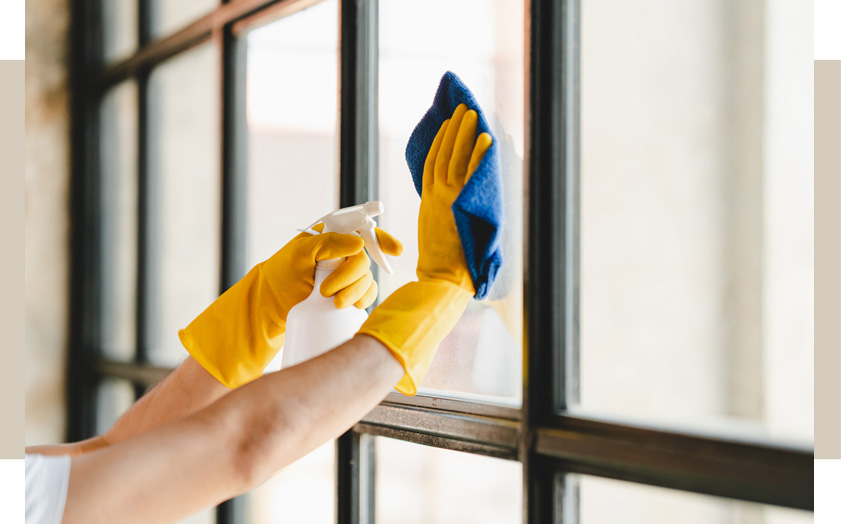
[354,279,378,309]
[310,232,364,262]
[423,120,449,191]
[374,227,404,256]
[448,109,479,186]
[466,132,493,184]
[333,271,374,309]
[435,104,469,185]
[320,250,370,297]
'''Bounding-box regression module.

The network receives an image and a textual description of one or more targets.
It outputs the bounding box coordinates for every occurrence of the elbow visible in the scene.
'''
[226,407,290,492]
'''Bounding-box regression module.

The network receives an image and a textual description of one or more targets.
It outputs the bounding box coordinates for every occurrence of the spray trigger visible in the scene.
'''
[359,218,394,275]
[302,201,394,274]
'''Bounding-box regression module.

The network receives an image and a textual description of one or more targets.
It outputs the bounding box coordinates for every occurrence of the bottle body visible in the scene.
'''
[281,265,369,369]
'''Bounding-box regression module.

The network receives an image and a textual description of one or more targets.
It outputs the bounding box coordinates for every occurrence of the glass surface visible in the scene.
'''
[246,442,335,523]
[578,1,813,443]
[175,507,216,524]
[378,0,525,405]
[240,4,338,521]
[578,475,812,524]
[243,1,339,271]
[376,437,521,523]
[95,378,135,434]
[99,81,138,361]
[147,44,220,367]
[102,0,137,64]
[150,0,217,38]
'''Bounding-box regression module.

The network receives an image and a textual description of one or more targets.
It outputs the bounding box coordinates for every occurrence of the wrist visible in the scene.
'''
[358,280,471,395]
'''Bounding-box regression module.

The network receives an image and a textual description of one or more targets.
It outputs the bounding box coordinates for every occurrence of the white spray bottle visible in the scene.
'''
[280,201,394,369]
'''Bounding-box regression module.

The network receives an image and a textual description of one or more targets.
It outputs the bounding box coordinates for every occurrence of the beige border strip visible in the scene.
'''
[0,60,24,458]
[815,60,841,459]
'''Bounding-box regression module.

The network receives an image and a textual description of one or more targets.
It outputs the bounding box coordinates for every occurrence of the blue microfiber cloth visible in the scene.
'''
[405,71,503,300]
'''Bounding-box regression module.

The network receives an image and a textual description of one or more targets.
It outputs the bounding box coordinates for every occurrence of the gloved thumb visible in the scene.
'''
[311,232,365,261]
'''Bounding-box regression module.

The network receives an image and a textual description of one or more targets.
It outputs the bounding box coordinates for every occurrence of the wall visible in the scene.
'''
[25,0,71,446]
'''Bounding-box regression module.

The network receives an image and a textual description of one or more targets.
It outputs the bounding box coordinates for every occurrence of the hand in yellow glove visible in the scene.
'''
[358,104,492,395]
[180,225,403,389]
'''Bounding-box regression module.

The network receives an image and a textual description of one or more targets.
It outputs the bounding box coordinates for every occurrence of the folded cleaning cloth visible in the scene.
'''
[405,71,503,300]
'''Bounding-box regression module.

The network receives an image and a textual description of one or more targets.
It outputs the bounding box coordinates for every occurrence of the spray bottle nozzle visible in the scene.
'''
[305,201,394,275]
[362,201,384,217]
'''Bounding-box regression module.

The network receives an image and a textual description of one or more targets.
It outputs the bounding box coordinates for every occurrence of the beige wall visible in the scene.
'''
[25,0,71,446]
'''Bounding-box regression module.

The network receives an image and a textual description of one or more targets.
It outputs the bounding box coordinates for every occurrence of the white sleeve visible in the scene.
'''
[25,453,71,524]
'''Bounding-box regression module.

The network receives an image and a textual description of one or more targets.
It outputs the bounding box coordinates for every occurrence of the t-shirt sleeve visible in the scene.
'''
[25,453,71,524]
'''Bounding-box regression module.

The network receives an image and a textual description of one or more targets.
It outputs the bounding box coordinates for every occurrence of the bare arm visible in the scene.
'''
[25,357,230,457]
[62,335,402,524]
[102,357,231,445]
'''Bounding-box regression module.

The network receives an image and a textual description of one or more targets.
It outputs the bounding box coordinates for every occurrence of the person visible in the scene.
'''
[25,104,491,524]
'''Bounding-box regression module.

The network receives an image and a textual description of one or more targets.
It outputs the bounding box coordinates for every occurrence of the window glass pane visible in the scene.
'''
[578,1,813,443]
[147,44,220,367]
[100,81,138,361]
[243,2,339,271]
[240,3,338,521]
[376,437,521,523]
[378,0,525,405]
[150,0,217,38]
[245,442,335,523]
[95,378,135,434]
[578,475,812,524]
[102,0,137,64]
[175,508,216,524]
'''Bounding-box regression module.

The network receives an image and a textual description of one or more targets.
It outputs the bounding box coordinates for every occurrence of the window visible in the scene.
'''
[69,0,813,523]
[377,0,525,405]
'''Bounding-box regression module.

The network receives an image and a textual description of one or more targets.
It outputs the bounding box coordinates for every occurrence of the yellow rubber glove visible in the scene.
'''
[180,225,403,388]
[358,104,492,395]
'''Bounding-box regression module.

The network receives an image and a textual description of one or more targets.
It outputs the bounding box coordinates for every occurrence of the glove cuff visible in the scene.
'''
[357,280,472,395]
[179,265,286,388]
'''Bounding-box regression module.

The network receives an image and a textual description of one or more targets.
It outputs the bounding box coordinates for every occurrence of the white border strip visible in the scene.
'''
[817,460,841,522]
[0,459,24,522]
[816,0,841,59]
[0,0,24,60]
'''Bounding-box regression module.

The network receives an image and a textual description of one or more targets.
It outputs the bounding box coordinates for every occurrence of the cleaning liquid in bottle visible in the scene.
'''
[281,201,394,369]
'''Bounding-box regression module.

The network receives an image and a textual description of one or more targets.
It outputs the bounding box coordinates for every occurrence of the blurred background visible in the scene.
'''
[26,0,812,522]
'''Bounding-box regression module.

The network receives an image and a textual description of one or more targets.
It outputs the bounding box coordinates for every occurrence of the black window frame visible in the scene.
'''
[67,0,814,523]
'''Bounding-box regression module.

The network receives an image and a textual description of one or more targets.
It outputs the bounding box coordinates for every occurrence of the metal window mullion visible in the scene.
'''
[135,0,152,385]
[525,0,580,522]
[97,0,322,89]
[535,418,814,510]
[356,402,520,460]
[339,0,378,207]
[337,0,378,523]
[380,391,521,420]
[216,20,247,524]
[67,0,104,443]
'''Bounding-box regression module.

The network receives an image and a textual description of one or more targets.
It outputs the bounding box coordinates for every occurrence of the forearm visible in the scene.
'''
[26,358,230,457]
[25,437,108,457]
[63,335,402,524]
[103,356,230,446]
[228,334,403,484]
